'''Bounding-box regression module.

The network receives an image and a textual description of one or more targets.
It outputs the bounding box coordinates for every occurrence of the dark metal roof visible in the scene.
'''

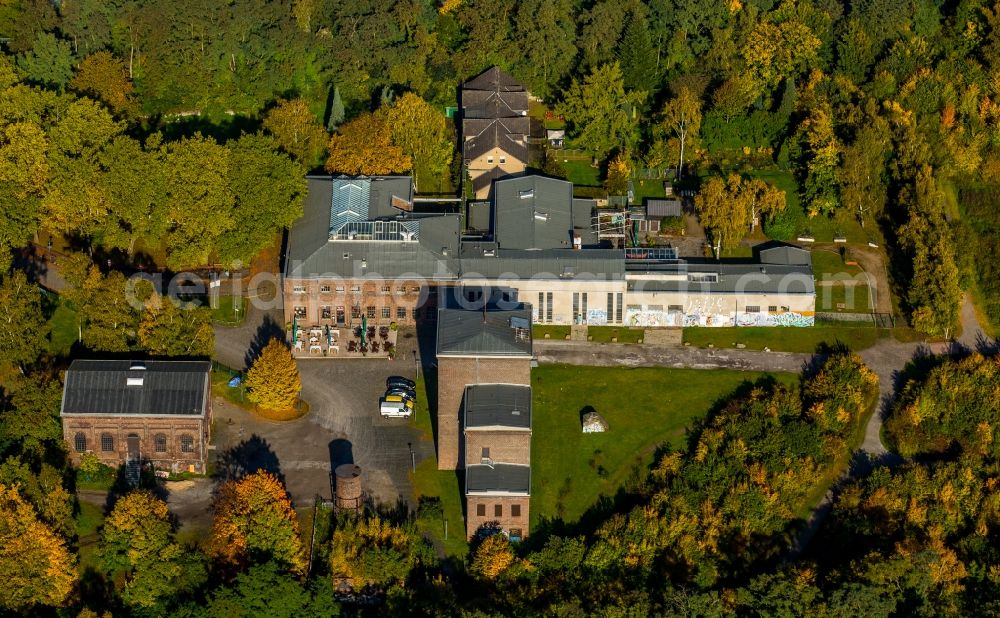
[466,463,531,495]
[437,307,533,357]
[463,66,526,93]
[463,121,529,163]
[61,360,210,416]
[460,248,625,280]
[646,199,682,218]
[758,245,812,266]
[626,259,815,295]
[464,384,531,429]
[493,176,588,250]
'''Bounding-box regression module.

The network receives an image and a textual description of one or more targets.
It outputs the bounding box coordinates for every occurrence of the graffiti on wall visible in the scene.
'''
[626,308,814,328]
[587,309,608,325]
[735,312,814,327]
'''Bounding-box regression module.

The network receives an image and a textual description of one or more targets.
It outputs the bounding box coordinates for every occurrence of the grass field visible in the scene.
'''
[749,170,873,244]
[563,158,601,187]
[588,326,644,343]
[211,295,247,326]
[409,374,469,558]
[530,365,798,527]
[682,325,888,352]
[47,299,79,356]
[532,325,571,340]
[75,501,105,572]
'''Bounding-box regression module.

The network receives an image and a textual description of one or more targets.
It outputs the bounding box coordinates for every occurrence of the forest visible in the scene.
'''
[1,0,1000,615]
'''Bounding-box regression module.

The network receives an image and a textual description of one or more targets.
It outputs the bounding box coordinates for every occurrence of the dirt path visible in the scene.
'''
[812,243,893,315]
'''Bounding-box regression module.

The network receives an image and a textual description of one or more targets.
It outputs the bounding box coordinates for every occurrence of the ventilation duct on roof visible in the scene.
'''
[519,189,534,199]
[534,211,548,221]
[126,377,144,387]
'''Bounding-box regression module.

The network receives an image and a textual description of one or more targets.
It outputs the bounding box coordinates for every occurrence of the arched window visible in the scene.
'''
[154,434,167,452]
[74,432,87,452]
[180,434,194,453]
[101,433,114,452]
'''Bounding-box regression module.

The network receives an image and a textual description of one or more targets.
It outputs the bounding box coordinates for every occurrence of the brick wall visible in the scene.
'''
[465,495,530,539]
[283,279,445,326]
[435,356,531,470]
[464,430,530,468]
[63,416,209,473]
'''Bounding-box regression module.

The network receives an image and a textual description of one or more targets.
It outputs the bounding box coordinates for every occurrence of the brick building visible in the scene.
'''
[436,304,534,540]
[463,384,531,540]
[60,360,212,474]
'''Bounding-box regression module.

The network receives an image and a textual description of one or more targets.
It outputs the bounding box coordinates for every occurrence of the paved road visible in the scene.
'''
[534,340,813,373]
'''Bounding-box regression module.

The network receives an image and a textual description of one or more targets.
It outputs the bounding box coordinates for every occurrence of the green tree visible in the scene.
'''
[70,51,137,116]
[695,175,751,253]
[137,293,215,357]
[661,85,703,179]
[15,33,74,90]
[100,490,204,608]
[263,99,329,168]
[512,0,576,98]
[329,515,432,587]
[0,458,73,537]
[0,484,76,611]
[161,134,234,269]
[838,120,890,227]
[559,63,645,161]
[800,105,841,216]
[0,373,63,457]
[193,563,339,617]
[97,135,168,254]
[386,93,454,191]
[326,86,345,132]
[63,260,140,353]
[245,339,301,412]
[218,133,306,266]
[0,272,49,372]
[616,12,658,94]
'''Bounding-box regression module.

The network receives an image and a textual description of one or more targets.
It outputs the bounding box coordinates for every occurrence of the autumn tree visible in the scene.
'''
[661,85,702,179]
[0,484,76,611]
[100,490,204,608]
[471,533,515,580]
[0,271,50,371]
[70,51,137,116]
[325,111,411,176]
[799,104,841,216]
[63,259,140,353]
[838,119,890,227]
[742,18,821,91]
[386,93,454,191]
[605,151,633,195]
[0,372,63,457]
[0,458,73,537]
[245,339,301,412]
[209,471,306,574]
[559,63,645,161]
[328,515,432,587]
[263,99,329,168]
[138,293,215,357]
[695,175,785,251]
[743,178,787,232]
[96,134,168,254]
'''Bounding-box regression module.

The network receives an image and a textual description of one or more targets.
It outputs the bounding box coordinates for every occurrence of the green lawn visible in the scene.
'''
[48,299,79,356]
[211,295,247,326]
[588,326,643,343]
[682,325,888,353]
[631,177,668,204]
[810,249,863,278]
[563,158,601,187]
[211,365,252,410]
[530,365,798,527]
[532,325,571,340]
[75,500,105,572]
[409,374,469,558]
[816,284,872,313]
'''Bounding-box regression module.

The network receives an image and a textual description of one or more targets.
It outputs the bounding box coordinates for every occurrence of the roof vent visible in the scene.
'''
[533,211,549,221]
[442,247,449,256]
[126,377,144,387]
[343,252,350,259]
[511,409,521,416]
[519,189,534,199]
[483,248,495,257]
[129,362,146,371]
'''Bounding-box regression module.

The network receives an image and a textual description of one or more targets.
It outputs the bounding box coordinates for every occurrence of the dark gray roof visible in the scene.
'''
[758,245,812,266]
[464,384,531,429]
[626,259,815,295]
[437,307,532,357]
[61,360,210,416]
[493,176,591,250]
[646,199,682,218]
[466,463,530,495]
[463,120,529,163]
[463,66,525,93]
[460,248,624,280]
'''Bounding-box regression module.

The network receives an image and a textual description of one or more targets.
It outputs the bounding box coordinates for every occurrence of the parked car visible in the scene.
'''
[385,386,416,402]
[380,395,414,418]
[386,376,416,390]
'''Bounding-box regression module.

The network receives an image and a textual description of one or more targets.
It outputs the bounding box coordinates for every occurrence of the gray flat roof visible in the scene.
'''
[466,463,530,495]
[626,260,815,295]
[61,360,210,416]
[493,176,592,250]
[464,384,531,429]
[437,307,532,356]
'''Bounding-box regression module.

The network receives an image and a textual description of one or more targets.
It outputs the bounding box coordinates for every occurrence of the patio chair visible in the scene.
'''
[294,340,303,351]
[370,341,380,353]
[348,340,358,352]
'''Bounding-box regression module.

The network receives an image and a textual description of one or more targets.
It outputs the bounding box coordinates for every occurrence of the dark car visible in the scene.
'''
[386,376,416,390]
[385,387,416,402]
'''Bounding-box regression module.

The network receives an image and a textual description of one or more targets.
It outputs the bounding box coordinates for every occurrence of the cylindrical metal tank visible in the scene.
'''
[334,464,362,511]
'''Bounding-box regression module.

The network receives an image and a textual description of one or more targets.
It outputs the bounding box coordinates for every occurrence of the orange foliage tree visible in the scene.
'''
[324,111,411,176]
[471,533,515,580]
[0,484,76,611]
[208,471,306,574]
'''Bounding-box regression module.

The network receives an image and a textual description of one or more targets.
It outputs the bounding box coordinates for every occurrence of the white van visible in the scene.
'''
[380,395,414,418]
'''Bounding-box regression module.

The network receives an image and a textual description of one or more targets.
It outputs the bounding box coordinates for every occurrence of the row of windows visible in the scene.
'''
[295,285,422,295]
[296,306,414,321]
[744,306,791,313]
[74,432,194,454]
[475,503,522,518]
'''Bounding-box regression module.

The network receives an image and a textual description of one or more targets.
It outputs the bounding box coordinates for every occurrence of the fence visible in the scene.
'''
[815,312,895,327]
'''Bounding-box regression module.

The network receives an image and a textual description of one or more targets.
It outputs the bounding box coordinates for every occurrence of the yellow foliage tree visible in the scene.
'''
[245,339,301,412]
[70,51,137,116]
[324,111,411,176]
[0,484,76,611]
[263,99,329,167]
[385,93,453,192]
[605,151,633,195]
[208,471,306,574]
[471,533,515,580]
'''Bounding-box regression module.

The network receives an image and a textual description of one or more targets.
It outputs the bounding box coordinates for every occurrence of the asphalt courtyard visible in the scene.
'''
[210,306,432,511]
